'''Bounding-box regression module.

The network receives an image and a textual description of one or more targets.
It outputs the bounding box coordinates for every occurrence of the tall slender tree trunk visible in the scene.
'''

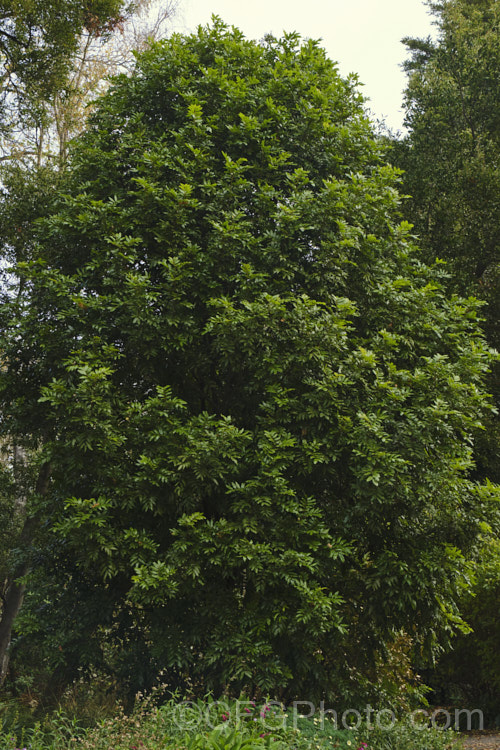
[0,460,51,687]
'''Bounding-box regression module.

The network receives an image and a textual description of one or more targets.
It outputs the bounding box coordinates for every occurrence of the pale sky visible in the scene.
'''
[173,0,438,133]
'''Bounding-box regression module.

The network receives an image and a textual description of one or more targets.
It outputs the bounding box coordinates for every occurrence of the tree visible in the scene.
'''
[0,0,133,128]
[397,0,500,292]
[394,0,500,717]
[0,19,496,701]
[432,534,500,723]
[0,0,175,167]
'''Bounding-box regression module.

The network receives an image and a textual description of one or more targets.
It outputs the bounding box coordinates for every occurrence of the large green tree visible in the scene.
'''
[0,20,497,701]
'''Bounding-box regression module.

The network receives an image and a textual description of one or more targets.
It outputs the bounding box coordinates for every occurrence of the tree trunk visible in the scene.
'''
[0,461,51,687]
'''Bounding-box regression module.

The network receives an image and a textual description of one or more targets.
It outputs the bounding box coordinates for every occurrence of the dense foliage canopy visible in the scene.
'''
[397,0,500,465]
[0,20,496,701]
[399,0,500,303]
[395,0,500,717]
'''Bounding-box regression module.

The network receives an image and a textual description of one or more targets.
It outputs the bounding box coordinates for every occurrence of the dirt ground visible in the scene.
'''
[460,732,500,749]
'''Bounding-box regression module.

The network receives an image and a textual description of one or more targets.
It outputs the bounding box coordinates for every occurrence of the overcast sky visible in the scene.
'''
[173,0,438,132]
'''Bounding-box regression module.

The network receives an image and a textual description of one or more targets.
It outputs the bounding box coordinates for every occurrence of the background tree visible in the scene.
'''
[0,0,175,168]
[395,0,500,436]
[431,534,500,722]
[0,0,134,135]
[0,19,497,703]
[394,0,500,720]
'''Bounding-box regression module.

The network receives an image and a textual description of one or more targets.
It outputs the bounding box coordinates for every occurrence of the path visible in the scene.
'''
[460,732,500,749]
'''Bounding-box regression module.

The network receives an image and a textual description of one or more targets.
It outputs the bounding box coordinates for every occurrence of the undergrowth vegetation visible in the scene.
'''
[0,693,461,750]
